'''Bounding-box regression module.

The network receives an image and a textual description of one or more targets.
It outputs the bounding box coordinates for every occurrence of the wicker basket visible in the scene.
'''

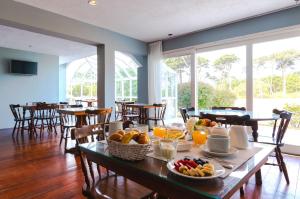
[107,139,151,161]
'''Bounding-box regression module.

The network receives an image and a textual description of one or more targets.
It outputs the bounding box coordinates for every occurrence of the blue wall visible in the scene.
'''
[163,6,300,51]
[0,47,59,128]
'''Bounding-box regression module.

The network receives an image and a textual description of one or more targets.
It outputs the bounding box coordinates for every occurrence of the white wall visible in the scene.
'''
[0,47,59,128]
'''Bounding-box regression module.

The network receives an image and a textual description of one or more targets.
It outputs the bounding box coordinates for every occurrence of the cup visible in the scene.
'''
[108,121,123,136]
[151,137,161,156]
[160,139,178,160]
[207,135,230,153]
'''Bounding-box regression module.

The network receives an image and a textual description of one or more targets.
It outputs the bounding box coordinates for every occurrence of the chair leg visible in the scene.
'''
[274,148,282,172]
[277,147,289,184]
[64,128,69,152]
[12,121,17,136]
[161,119,165,126]
[240,186,245,196]
[60,127,64,145]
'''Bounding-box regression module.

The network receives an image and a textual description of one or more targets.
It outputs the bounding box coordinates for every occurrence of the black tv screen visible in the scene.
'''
[10,60,38,75]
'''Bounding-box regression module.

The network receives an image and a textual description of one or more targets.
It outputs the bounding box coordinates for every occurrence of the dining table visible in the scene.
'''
[125,103,156,124]
[187,109,280,142]
[79,142,275,199]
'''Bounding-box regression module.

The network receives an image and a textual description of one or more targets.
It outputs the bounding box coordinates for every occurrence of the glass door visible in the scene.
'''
[162,55,192,122]
[253,36,300,152]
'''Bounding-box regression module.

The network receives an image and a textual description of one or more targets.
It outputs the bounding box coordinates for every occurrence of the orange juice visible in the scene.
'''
[192,130,207,145]
[153,127,167,138]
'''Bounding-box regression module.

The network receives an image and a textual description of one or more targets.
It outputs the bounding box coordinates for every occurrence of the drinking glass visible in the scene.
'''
[160,138,178,161]
[192,130,207,145]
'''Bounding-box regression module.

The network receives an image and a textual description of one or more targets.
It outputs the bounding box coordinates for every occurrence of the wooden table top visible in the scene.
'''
[125,103,156,109]
[80,142,275,199]
[57,107,100,115]
[188,109,280,121]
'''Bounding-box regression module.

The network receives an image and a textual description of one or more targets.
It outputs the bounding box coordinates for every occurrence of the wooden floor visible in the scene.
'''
[0,128,300,199]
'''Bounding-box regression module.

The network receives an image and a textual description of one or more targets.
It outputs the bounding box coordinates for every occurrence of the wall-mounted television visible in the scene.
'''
[10,60,38,75]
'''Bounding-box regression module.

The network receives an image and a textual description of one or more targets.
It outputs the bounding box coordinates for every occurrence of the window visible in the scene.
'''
[162,55,191,119]
[115,51,139,101]
[196,46,246,108]
[253,37,300,144]
[66,55,97,101]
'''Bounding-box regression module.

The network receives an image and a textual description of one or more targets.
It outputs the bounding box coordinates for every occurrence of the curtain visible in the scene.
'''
[148,41,162,104]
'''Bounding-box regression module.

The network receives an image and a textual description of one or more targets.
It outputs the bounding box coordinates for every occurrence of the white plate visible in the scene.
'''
[167,159,225,180]
[202,146,238,157]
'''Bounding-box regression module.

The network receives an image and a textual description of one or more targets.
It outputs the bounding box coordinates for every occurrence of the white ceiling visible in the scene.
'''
[14,0,298,42]
[0,25,96,64]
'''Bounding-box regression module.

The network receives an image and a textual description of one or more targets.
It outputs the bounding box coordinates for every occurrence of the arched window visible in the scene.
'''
[66,55,97,101]
[115,51,139,101]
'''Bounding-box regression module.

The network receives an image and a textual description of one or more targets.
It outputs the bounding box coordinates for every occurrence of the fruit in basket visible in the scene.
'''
[109,133,123,142]
[121,131,139,144]
[137,133,150,144]
[195,119,218,128]
[116,130,126,136]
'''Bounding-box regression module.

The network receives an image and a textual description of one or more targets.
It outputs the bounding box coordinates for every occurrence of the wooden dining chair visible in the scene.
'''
[59,112,77,153]
[179,107,195,123]
[146,103,167,126]
[122,104,140,122]
[212,106,246,111]
[85,108,112,141]
[255,109,292,184]
[9,104,31,136]
[74,125,155,199]
[34,103,58,136]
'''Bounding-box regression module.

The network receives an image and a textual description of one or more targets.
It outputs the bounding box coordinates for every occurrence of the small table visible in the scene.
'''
[187,109,280,141]
[125,103,156,124]
[79,142,275,199]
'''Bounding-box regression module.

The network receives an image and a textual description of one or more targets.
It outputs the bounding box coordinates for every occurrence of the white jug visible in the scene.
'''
[109,121,123,136]
[229,125,249,149]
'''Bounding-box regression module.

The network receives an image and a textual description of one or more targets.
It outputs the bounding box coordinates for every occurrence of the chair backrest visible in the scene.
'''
[35,103,58,118]
[85,108,112,126]
[72,125,96,143]
[9,104,22,120]
[179,107,195,123]
[200,113,250,126]
[152,103,167,120]
[273,109,292,145]
[212,106,246,111]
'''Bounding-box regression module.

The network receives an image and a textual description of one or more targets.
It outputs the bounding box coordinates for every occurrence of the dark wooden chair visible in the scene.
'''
[59,112,77,152]
[9,104,31,136]
[85,108,112,141]
[255,109,292,184]
[34,103,58,135]
[122,103,140,122]
[146,103,167,126]
[74,125,154,199]
[212,106,246,111]
[179,107,195,123]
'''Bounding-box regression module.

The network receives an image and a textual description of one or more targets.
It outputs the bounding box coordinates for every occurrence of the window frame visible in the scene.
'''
[163,25,300,111]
